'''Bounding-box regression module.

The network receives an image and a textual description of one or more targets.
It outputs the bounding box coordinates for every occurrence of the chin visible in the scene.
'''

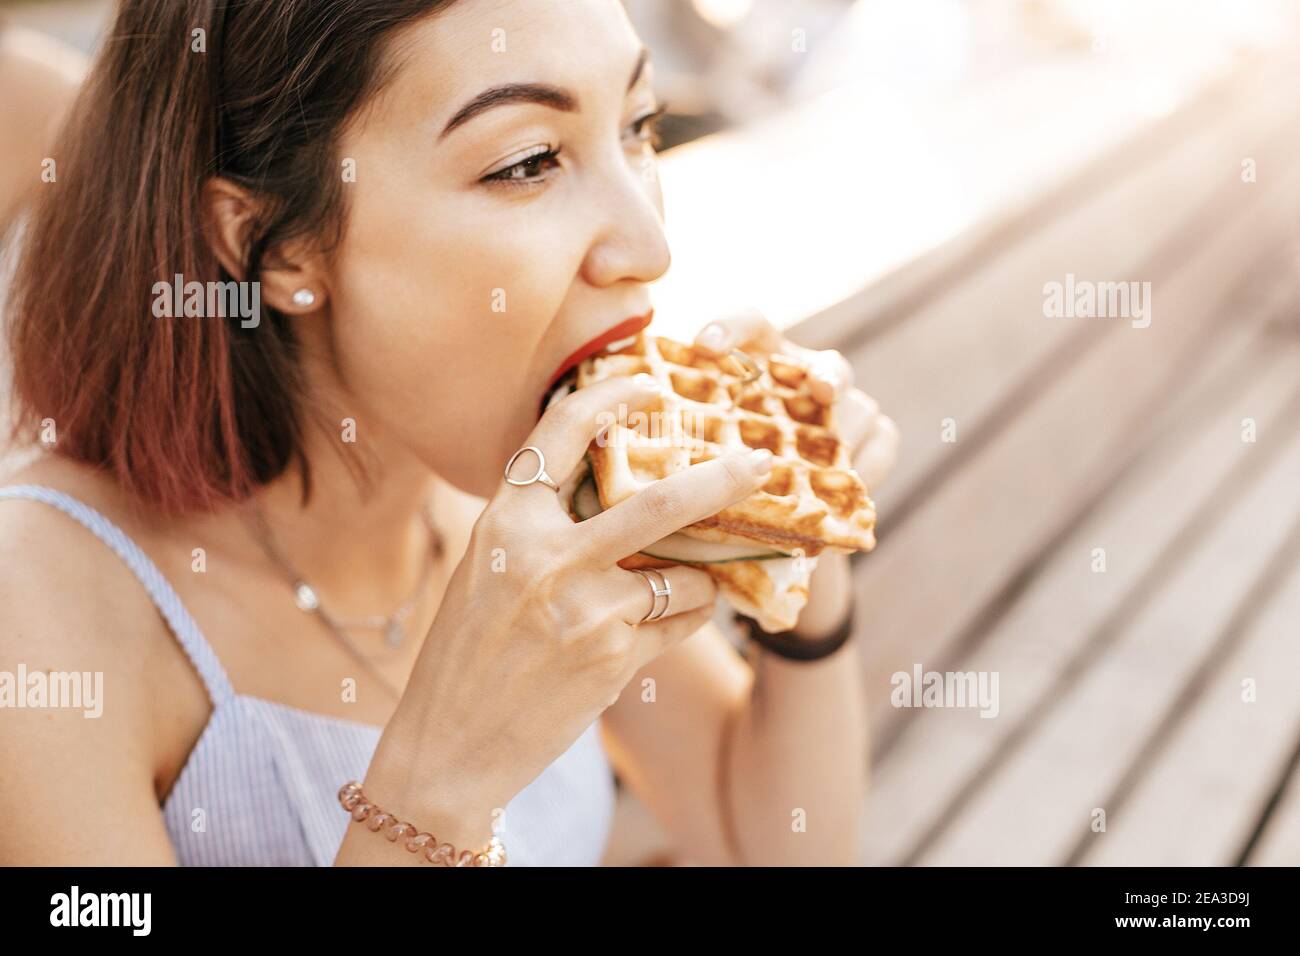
[427,445,498,497]
[429,403,542,499]
[467,470,503,500]
[438,437,515,499]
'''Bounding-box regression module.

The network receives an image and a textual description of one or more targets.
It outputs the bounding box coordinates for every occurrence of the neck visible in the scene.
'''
[233,423,441,617]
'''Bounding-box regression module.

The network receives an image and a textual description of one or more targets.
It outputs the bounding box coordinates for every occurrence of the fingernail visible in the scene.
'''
[697,323,728,352]
[632,372,659,391]
[749,448,774,473]
[811,357,841,389]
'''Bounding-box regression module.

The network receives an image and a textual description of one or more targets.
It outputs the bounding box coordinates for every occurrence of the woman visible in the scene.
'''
[0,0,898,866]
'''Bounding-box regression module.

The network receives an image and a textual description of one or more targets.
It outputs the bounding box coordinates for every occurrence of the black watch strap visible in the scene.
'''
[732,602,856,662]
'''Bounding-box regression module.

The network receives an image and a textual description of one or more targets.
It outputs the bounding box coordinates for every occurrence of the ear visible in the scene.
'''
[201,177,329,315]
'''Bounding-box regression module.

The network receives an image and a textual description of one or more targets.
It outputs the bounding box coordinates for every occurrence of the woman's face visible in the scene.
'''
[323,0,669,498]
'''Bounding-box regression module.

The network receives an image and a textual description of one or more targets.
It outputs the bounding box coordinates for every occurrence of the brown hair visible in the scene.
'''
[5,0,454,513]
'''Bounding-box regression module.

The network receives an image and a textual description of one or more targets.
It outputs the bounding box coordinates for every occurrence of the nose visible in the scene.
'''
[579,148,672,288]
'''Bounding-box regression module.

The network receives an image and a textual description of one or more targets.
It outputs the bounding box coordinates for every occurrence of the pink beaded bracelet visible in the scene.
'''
[338,781,506,866]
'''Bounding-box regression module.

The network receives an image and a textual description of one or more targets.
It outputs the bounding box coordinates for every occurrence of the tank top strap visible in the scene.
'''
[0,484,236,706]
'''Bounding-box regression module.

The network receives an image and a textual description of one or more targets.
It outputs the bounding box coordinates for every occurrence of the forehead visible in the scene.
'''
[380,0,645,118]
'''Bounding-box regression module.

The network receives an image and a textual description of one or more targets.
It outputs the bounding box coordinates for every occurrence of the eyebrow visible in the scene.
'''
[439,47,651,140]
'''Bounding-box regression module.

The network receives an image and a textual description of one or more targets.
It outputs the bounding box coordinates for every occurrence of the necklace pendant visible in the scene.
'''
[383,619,404,649]
[294,582,320,612]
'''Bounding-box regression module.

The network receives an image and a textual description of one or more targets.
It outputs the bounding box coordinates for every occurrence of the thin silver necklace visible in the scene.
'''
[243,499,443,701]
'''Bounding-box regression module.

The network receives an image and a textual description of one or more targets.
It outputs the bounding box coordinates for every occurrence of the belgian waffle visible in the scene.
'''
[573,331,877,631]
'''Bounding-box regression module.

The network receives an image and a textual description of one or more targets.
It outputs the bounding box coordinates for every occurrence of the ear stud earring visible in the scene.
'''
[292,288,317,308]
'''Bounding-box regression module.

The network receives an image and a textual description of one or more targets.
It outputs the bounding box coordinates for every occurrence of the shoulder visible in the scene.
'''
[0,454,165,739]
[0,460,183,862]
[0,454,153,600]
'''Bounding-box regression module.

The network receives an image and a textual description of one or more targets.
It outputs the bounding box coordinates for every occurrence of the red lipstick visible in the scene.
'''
[545,311,654,392]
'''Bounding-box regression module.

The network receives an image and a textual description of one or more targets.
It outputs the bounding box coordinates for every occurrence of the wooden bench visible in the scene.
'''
[604,34,1300,866]
[847,47,1300,867]
[3,2,1296,868]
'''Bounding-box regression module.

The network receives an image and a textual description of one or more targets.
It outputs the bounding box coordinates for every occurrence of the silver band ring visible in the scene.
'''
[632,568,672,624]
[504,445,560,492]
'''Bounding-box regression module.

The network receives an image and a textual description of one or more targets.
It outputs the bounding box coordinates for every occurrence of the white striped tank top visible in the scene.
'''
[0,485,617,866]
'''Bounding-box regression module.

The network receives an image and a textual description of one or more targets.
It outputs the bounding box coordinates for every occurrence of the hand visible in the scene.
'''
[694,310,901,637]
[693,311,900,492]
[385,374,777,814]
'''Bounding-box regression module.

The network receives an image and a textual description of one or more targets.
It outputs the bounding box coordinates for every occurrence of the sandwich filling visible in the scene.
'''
[567,456,791,564]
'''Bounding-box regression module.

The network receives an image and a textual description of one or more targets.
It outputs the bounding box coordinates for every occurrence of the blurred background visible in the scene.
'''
[2,0,1299,867]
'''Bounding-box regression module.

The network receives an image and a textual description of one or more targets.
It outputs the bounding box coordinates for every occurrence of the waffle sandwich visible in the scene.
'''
[550,331,877,633]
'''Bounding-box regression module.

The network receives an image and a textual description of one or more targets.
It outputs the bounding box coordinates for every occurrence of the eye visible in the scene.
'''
[482,145,562,187]
[626,104,668,151]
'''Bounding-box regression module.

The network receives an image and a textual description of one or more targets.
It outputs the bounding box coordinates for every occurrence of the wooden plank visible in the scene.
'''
[1247,733,1300,865]
[860,294,1300,864]
[648,40,1276,343]
[918,398,1300,864]
[1079,542,1300,865]
[793,53,1294,355]
[849,121,1300,751]
[839,57,1292,523]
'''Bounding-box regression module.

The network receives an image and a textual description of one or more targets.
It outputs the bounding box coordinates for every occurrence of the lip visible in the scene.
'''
[543,310,654,396]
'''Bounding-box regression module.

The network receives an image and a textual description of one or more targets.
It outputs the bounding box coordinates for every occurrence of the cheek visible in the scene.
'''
[324,181,578,490]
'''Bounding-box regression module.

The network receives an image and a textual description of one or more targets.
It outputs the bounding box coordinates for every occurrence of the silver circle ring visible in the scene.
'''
[504,445,560,492]
[632,568,672,624]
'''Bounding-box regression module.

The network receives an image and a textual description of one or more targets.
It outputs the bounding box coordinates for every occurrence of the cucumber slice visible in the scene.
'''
[571,470,788,564]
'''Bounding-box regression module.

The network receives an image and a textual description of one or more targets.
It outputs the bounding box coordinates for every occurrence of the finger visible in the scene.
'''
[505,374,661,495]
[695,314,852,408]
[853,414,901,492]
[693,308,781,358]
[628,604,716,669]
[579,448,775,566]
[614,564,718,627]
[805,349,856,406]
[835,388,881,456]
